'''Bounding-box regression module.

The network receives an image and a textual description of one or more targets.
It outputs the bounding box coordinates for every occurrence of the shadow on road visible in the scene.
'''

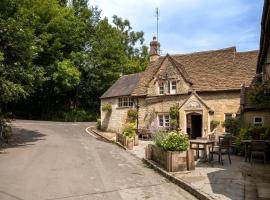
[1,127,46,151]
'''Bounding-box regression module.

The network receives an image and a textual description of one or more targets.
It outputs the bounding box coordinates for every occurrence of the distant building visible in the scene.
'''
[101,37,257,138]
[241,0,270,127]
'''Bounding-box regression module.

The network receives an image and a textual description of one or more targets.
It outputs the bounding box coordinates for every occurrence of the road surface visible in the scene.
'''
[0,120,196,200]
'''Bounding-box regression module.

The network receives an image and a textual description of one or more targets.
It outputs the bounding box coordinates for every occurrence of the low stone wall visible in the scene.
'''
[145,144,195,172]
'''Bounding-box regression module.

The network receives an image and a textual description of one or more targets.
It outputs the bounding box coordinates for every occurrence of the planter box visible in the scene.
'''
[145,144,195,172]
[134,135,139,146]
[117,134,134,150]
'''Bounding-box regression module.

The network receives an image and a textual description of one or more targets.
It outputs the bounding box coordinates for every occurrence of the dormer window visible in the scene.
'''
[158,80,177,95]
[159,82,164,94]
[171,81,177,94]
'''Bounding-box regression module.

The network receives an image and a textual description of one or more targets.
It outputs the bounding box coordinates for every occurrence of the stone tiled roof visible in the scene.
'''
[100,72,144,99]
[132,47,258,96]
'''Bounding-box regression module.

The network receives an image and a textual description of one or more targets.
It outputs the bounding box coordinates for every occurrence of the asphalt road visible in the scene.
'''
[0,120,196,200]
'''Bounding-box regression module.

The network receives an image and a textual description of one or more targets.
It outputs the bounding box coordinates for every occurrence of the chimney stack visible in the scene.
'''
[149,36,160,62]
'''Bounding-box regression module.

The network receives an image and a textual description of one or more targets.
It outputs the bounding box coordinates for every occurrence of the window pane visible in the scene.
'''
[159,83,164,94]
[118,98,122,107]
[159,115,164,126]
[255,117,262,123]
[123,97,128,107]
[165,115,170,127]
[225,113,232,120]
[172,81,176,90]
[167,81,170,94]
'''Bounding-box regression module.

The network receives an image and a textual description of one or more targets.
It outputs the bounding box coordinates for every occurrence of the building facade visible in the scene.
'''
[241,0,270,127]
[101,37,258,138]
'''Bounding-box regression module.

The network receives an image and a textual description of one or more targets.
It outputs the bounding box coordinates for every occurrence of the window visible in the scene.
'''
[167,81,170,94]
[254,116,263,126]
[158,80,177,95]
[225,113,233,120]
[158,114,170,127]
[159,82,164,95]
[118,97,133,107]
[171,81,177,94]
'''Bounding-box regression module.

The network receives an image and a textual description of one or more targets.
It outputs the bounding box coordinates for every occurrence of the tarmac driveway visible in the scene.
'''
[0,120,196,200]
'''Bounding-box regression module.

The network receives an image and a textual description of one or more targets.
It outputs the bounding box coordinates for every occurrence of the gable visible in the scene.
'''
[180,92,211,111]
[146,56,192,96]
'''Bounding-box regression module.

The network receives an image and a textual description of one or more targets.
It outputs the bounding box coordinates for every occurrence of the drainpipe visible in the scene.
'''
[136,98,139,130]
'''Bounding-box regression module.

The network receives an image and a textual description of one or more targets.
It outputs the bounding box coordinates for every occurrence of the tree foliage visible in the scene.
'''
[0,0,149,120]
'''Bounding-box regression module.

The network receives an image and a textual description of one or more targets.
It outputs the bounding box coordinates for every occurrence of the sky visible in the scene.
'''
[89,0,264,54]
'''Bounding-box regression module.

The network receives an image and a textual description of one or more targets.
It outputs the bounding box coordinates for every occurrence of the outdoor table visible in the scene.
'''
[136,128,151,140]
[189,139,215,162]
[242,140,270,162]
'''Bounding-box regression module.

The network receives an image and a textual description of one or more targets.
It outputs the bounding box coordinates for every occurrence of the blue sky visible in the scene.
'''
[90,0,264,54]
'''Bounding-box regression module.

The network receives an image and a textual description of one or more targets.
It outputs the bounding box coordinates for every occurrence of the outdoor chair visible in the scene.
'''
[250,140,266,165]
[209,136,232,165]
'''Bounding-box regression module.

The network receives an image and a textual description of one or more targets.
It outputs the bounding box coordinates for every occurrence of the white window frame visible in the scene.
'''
[158,114,170,127]
[118,97,133,108]
[170,81,177,94]
[159,82,164,95]
[253,116,264,126]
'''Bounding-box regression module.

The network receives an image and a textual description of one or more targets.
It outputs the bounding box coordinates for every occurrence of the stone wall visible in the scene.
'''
[138,91,241,135]
[101,91,242,135]
[243,111,270,127]
[199,91,241,132]
[101,98,130,133]
[147,58,190,96]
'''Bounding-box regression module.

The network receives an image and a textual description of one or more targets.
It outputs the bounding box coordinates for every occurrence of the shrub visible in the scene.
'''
[127,109,138,122]
[51,108,93,122]
[153,131,167,147]
[235,126,269,154]
[122,123,136,138]
[222,118,240,136]
[210,120,220,131]
[154,130,189,151]
[170,119,178,129]
[96,118,101,130]
[169,105,179,129]
[102,104,112,112]
[247,80,270,109]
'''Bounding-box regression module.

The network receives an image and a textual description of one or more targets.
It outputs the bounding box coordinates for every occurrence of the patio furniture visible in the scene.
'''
[136,128,151,140]
[250,140,267,164]
[190,139,215,162]
[243,140,270,162]
[209,136,232,165]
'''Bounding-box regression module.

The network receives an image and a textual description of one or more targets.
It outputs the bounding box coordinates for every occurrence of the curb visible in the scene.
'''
[87,126,213,200]
[88,127,127,150]
[142,158,214,200]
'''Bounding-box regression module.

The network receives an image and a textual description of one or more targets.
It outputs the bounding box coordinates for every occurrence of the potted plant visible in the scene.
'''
[210,120,220,132]
[145,130,194,172]
[102,104,112,112]
[117,123,136,150]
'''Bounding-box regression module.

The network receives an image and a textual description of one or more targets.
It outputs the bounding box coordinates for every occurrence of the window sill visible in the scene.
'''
[116,107,133,110]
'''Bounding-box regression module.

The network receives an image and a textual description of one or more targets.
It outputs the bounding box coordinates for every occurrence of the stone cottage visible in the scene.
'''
[100,37,258,138]
[241,0,270,127]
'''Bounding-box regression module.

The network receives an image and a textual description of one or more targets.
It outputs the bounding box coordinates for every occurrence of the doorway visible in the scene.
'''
[186,113,202,139]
